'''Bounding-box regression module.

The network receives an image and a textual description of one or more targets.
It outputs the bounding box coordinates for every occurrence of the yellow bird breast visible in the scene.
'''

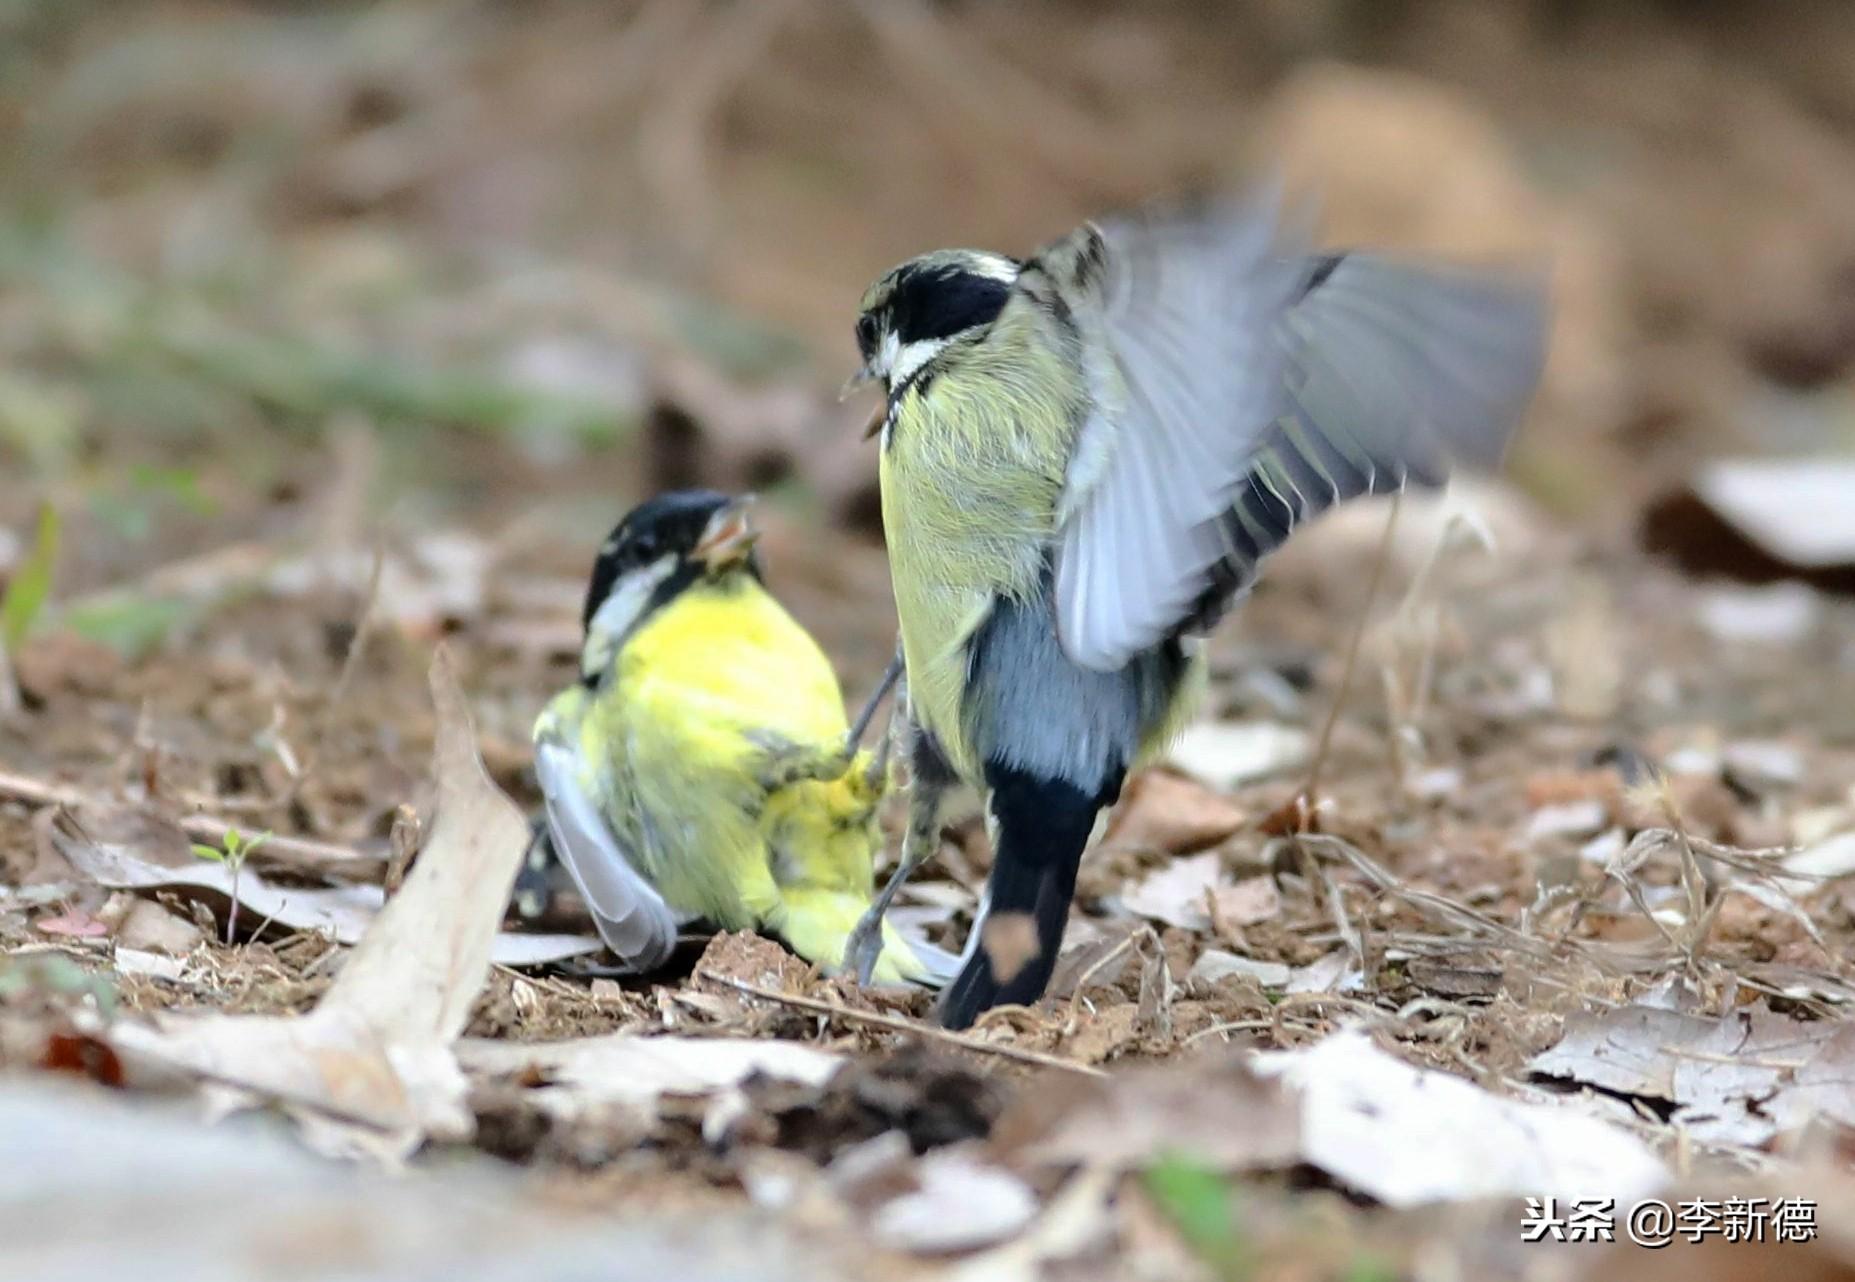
[617,577,849,750]
[574,574,876,933]
[877,314,1082,780]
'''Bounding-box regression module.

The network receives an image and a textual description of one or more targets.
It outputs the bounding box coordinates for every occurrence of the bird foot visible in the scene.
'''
[843,910,887,987]
[744,729,854,792]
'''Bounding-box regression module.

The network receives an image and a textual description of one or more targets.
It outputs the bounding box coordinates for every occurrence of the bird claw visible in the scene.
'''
[746,730,855,792]
[843,910,886,987]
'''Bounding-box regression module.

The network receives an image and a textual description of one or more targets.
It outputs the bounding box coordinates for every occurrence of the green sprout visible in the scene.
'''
[190,826,269,945]
[1342,1256,1399,1282]
[0,952,117,1018]
[1144,1153,1249,1280]
[0,502,58,716]
[1,501,58,650]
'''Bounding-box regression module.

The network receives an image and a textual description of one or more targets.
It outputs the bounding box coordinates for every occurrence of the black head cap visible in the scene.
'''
[854,249,1021,372]
[581,490,759,634]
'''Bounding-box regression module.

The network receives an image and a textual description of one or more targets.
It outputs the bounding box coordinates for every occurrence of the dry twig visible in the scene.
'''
[1293,831,1573,965]
[0,768,375,873]
[1304,493,1402,805]
[696,969,1106,1078]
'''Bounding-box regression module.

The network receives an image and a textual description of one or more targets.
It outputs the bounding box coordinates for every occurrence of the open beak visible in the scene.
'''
[692,497,759,572]
[838,365,875,403]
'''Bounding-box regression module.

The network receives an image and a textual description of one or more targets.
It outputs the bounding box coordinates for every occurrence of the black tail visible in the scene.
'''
[936,762,1119,1030]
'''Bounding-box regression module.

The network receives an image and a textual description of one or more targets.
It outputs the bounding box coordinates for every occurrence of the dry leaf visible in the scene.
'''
[106,648,534,1163]
[1525,800,1609,842]
[0,1074,846,1280]
[1045,921,1141,1000]
[1529,1000,1855,1146]
[1724,740,1805,788]
[998,1053,1301,1172]
[1188,950,1289,989]
[1120,852,1227,932]
[115,900,202,955]
[944,1169,1116,1282]
[1696,584,1823,645]
[1212,877,1280,928]
[114,948,184,982]
[1782,833,1855,890]
[1102,770,1246,855]
[1284,950,1361,994]
[33,911,108,939]
[58,815,380,934]
[55,801,597,966]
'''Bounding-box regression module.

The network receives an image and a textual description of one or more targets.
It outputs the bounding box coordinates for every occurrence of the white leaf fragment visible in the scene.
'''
[456,1034,841,1124]
[871,1149,1039,1254]
[1165,720,1309,790]
[1256,1030,1667,1206]
[1528,1000,1855,1147]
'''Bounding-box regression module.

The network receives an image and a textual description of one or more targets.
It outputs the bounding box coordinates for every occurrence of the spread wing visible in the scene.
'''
[533,738,679,972]
[1051,199,1305,672]
[1050,203,1548,672]
[1207,255,1548,607]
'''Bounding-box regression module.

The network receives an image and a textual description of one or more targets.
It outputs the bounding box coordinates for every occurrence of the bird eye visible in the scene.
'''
[855,314,879,356]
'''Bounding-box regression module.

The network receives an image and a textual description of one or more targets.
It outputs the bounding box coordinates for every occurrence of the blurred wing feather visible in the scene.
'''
[534,739,678,972]
[1054,200,1305,671]
[1056,220,1547,668]
[1208,255,1547,593]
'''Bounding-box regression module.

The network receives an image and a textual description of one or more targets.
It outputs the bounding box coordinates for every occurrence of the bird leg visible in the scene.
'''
[745,729,857,792]
[846,732,948,985]
[862,662,908,791]
[846,643,904,754]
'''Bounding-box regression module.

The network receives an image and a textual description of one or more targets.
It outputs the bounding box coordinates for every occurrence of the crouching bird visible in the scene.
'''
[530,490,951,984]
[840,193,1548,1027]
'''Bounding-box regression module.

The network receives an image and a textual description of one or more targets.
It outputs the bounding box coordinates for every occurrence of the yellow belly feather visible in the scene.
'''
[550,574,928,981]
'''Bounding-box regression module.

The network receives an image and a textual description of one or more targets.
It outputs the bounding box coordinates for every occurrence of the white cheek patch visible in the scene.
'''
[889,336,949,390]
[967,254,1020,283]
[583,555,676,679]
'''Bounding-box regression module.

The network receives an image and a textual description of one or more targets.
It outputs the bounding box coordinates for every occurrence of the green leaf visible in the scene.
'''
[128,464,218,517]
[0,371,82,469]
[1144,1154,1248,1280]
[0,953,116,1016]
[60,591,194,659]
[0,502,58,651]
[190,843,226,862]
[1342,1257,1399,1282]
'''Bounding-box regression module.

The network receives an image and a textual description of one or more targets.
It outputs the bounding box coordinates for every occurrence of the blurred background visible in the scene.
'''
[9,8,1855,1273]
[2,0,1854,787]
